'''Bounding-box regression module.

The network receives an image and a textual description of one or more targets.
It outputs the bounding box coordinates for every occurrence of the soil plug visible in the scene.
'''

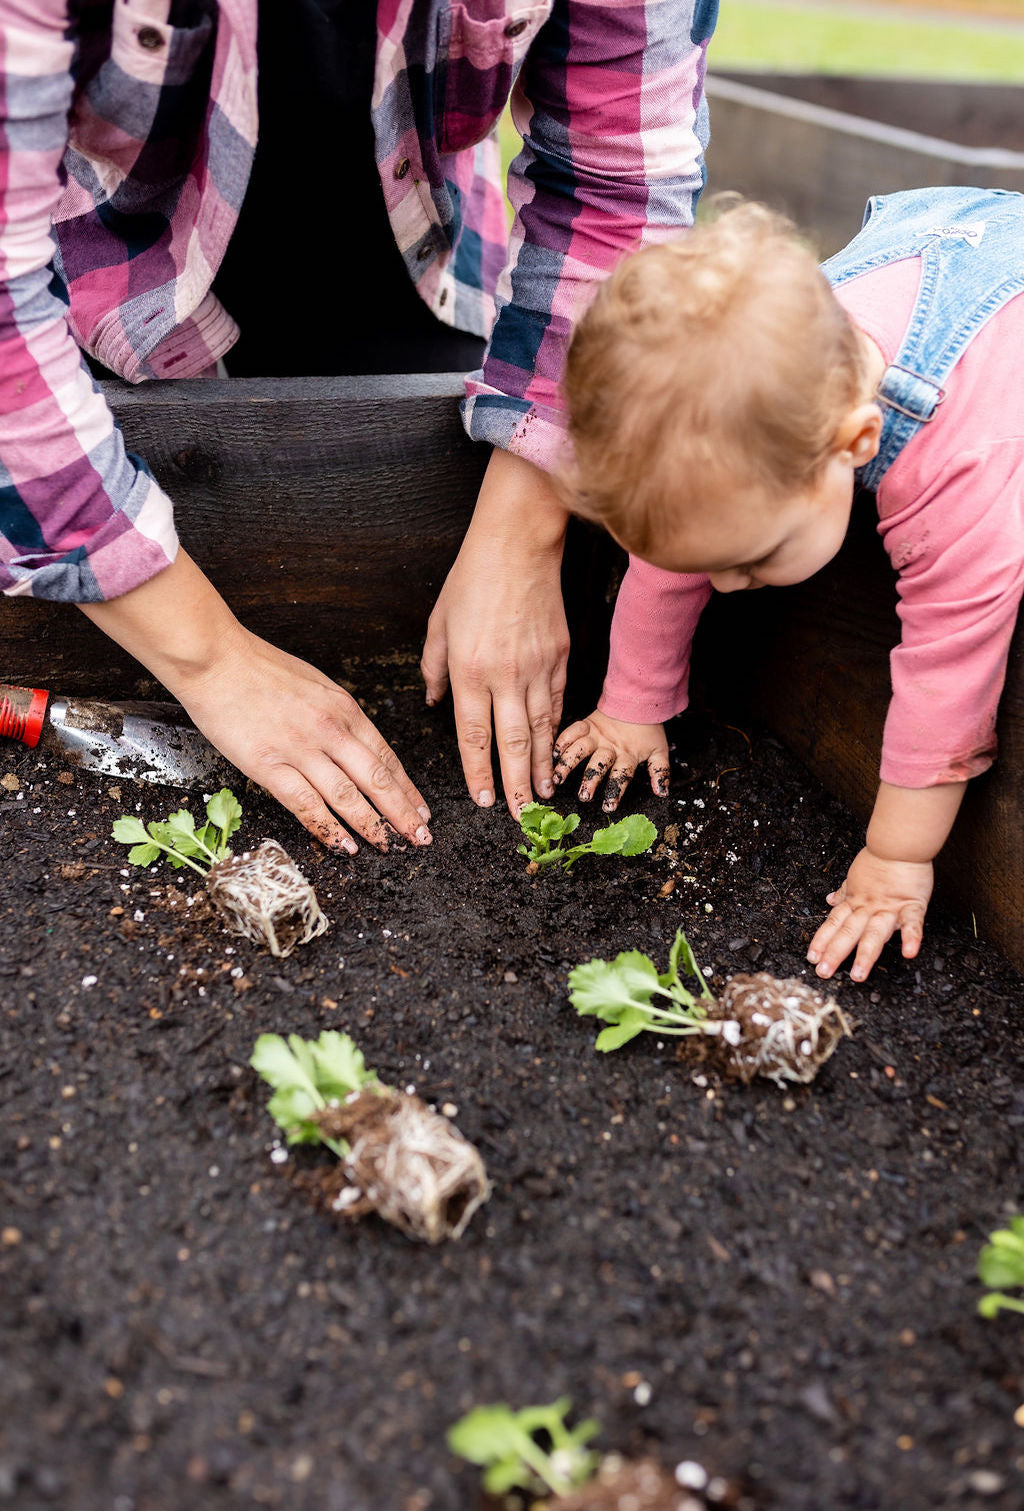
[251,1031,490,1244]
[449,1402,736,1510]
[709,972,850,1085]
[977,1216,1024,1318]
[568,929,850,1085]
[518,802,656,872]
[112,788,327,957]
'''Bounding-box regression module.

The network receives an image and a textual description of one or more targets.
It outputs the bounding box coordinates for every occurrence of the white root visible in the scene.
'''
[316,1090,490,1244]
[206,839,328,958]
[709,973,851,1086]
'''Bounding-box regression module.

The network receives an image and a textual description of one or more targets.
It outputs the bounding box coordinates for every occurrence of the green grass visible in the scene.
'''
[713,1,1024,81]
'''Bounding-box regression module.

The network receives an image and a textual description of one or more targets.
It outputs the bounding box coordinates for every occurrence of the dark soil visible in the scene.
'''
[3,683,1024,1511]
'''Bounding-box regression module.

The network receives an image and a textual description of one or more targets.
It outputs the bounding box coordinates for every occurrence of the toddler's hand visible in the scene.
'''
[806,847,933,983]
[552,710,669,811]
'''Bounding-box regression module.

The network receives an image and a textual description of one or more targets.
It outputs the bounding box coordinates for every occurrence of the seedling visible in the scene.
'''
[518,803,656,872]
[251,1030,490,1244]
[447,1398,600,1500]
[569,930,850,1084]
[978,1217,1024,1318]
[447,1402,713,1509]
[569,927,716,1051]
[112,788,327,957]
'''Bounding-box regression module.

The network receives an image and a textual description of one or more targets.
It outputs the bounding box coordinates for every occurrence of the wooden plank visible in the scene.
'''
[695,499,1024,971]
[0,374,618,704]
[716,75,1024,153]
[705,74,1024,256]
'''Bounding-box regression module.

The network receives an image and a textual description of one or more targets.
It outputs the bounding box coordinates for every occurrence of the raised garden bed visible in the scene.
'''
[4,369,1024,1508]
[3,693,1024,1510]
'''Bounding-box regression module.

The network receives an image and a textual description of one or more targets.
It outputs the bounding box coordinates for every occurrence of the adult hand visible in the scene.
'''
[553,709,669,811]
[421,448,570,818]
[806,847,933,983]
[81,552,431,855]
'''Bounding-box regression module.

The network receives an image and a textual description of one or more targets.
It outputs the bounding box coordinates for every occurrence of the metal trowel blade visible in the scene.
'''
[40,698,240,791]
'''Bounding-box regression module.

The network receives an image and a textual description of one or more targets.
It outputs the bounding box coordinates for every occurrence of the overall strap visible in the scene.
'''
[823,188,1024,492]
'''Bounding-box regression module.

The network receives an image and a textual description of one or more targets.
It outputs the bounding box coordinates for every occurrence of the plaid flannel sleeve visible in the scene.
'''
[0,0,178,603]
[462,0,715,473]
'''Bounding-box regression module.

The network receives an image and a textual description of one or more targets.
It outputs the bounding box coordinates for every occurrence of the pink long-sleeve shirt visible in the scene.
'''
[599,256,1024,789]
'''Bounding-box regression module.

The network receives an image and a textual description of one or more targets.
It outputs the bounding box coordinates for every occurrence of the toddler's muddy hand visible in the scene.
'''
[553,710,669,811]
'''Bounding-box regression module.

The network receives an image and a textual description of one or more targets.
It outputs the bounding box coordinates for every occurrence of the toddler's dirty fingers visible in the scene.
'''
[601,757,638,813]
[577,749,614,803]
[552,723,594,784]
[646,748,671,798]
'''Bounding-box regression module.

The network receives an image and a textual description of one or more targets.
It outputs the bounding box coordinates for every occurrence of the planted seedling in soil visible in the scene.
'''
[977,1217,1024,1318]
[112,787,327,957]
[447,1398,600,1502]
[518,803,656,872]
[448,1400,737,1510]
[569,929,850,1084]
[251,1030,490,1244]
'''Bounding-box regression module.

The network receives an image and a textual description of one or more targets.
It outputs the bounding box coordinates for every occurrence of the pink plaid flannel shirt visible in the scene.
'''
[0,0,713,601]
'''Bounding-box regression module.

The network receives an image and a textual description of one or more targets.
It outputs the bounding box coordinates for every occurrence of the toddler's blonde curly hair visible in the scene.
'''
[562,200,868,556]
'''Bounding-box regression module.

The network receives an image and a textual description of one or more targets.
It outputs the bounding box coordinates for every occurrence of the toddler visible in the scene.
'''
[553,188,1024,983]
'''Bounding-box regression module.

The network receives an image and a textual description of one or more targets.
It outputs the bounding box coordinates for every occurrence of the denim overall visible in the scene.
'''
[822,186,1024,492]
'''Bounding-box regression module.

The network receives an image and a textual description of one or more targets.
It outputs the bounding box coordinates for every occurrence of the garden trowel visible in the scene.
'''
[0,683,238,791]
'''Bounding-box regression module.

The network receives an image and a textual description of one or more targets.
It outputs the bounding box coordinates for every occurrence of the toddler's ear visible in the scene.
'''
[836,402,883,467]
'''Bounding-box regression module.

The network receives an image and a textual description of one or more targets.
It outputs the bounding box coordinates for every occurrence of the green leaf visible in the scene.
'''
[979,1241,1024,1292]
[266,1085,324,1143]
[518,802,552,839]
[207,787,242,832]
[595,1013,649,1051]
[569,952,663,1023]
[206,788,243,857]
[112,816,149,844]
[310,1030,381,1101]
[251,1033,326,1140]
[127,842,161,866]
[447,1398,597,1498]
[165,808,196,836]
[447,1404,526,1466]
[251,1031,382,1147]
[588,813,657,857]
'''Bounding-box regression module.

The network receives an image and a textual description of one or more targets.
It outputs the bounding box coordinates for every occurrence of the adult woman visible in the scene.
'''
[0,0,715,847]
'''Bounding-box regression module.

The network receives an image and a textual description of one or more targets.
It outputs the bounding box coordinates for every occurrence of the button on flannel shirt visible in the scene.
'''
[0,0,714,602]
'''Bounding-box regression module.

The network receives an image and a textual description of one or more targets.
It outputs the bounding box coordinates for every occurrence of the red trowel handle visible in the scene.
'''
[0,684,49,747]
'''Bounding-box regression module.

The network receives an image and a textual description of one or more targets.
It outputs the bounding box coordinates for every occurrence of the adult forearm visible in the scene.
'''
[78,550,244,695]
[471,447,569,551]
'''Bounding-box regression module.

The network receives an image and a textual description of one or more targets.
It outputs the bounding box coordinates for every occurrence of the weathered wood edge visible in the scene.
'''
[0,372,618,701]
